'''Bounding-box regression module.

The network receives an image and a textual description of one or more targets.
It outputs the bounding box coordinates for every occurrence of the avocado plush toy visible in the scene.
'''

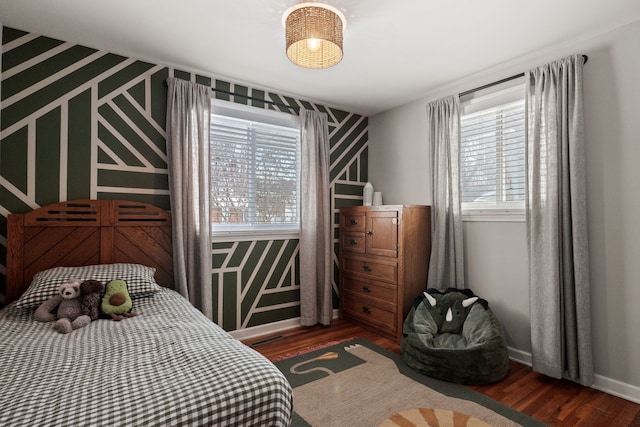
[101,279,137,321]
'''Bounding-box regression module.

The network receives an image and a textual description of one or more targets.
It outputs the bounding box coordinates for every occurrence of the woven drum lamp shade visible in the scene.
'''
[284,3,345,69]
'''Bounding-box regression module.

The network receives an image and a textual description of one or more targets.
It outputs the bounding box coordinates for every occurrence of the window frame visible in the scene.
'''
[209,100,301,240]
[459,79,526,222]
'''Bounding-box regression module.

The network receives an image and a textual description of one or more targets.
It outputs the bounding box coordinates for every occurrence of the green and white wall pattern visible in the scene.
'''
[0,27,368,330]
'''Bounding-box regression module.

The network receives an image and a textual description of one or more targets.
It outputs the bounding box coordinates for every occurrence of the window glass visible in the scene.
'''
[210,100,300,235]
[460,82,525,217]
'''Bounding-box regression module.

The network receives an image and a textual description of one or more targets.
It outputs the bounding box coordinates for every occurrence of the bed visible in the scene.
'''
[0,199,293,427]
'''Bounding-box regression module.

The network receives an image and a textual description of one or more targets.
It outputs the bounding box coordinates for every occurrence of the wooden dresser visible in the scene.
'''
[338,205,431,343]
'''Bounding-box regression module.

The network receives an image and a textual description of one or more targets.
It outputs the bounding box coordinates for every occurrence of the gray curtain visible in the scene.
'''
[426,96,465,289]
[525,55,593,385]
[299,108,332,326]
[165,77,213,320]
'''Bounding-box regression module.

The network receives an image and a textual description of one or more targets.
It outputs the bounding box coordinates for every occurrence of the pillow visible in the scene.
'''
[16,263,162,309]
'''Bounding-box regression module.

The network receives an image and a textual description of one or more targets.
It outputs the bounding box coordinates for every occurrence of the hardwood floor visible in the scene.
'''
[244,319,640,426]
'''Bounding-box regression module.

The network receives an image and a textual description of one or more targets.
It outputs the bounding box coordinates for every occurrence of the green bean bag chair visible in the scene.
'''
[401,288,509,385]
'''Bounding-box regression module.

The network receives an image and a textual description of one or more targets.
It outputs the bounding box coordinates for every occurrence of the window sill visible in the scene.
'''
[212,230,300,242]
[462,210,525,222]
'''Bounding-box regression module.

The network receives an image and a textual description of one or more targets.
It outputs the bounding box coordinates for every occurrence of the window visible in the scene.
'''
[460,81,525,220]
[210,100,300,237]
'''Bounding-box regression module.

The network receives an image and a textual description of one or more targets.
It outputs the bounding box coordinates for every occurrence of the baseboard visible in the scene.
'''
[593,374,640,404]
[506,347,640,404]
[229,317,301,341]
[507,346,532,366]
[229,309,340,341]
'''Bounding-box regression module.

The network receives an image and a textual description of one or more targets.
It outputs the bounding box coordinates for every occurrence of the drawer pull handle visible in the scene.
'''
[362,286,371,293]
[366,230,373,235]
[349,239,358,245]
[362,265,372,272]
[349,219,358,225]
[362,307,372,315]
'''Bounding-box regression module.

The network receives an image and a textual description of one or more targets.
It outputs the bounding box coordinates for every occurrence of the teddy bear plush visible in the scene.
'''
[34,279,92,333]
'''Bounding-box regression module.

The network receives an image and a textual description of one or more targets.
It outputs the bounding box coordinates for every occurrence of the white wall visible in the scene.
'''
[369,20,640,401]
[369,100,431,205]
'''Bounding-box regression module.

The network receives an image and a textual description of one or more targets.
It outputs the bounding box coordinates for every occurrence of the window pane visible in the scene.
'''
[210,105,300,233]
[461,96,525,209]
[255,134,299,224]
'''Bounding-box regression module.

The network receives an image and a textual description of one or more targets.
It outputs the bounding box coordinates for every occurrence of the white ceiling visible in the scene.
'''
[1,0,640,115]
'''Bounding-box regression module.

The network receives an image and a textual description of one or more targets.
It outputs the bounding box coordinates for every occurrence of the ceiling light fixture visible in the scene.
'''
[283,2,346,69]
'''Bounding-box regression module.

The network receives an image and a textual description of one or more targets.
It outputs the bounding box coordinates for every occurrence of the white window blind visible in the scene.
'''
[460,82,525,215]
[210,101,300,234]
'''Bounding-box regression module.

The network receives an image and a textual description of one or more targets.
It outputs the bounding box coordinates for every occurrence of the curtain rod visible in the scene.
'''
[458,54,589,98]
[163,79,300,113]
[212,87,300,113]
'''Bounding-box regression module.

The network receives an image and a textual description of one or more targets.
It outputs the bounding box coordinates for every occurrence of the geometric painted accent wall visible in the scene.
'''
[0,26,368,332]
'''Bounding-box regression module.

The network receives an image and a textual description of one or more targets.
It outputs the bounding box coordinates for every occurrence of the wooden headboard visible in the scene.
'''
[6,199,174,303]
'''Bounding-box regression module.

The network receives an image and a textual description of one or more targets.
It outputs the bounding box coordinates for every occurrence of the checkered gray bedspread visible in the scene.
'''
[0,288,292,426]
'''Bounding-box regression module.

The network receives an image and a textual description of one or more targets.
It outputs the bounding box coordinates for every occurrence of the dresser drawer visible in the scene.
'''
[341,232,365,254]
[340,212,365,232]
[342,276,397,308]
[342,293,396,334]
[342,255,397,282]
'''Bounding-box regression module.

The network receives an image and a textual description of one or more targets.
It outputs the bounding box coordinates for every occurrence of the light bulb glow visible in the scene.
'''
[306,38,320,51]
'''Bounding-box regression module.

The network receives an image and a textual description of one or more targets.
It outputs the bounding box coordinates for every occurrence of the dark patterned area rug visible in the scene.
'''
[275,338,546,427]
